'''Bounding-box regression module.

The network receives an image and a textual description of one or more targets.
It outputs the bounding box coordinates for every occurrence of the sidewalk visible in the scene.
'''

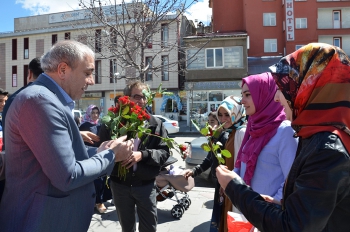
[88,187,214,232]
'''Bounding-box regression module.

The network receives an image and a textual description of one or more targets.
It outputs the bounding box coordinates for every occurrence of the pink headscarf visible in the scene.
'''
[235,72,286,185]
[81,105,100,125]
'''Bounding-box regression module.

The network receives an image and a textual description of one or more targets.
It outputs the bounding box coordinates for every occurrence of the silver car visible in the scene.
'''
[184,136,211,179]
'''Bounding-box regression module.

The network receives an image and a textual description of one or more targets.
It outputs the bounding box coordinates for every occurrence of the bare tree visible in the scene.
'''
[76,0,209,83]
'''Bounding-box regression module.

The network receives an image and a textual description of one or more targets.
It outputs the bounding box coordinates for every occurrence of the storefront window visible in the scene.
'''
[209,91,223,101]
[193,91,207,101]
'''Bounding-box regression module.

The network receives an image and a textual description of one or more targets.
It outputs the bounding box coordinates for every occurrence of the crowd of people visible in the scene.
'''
[0,41,349,232]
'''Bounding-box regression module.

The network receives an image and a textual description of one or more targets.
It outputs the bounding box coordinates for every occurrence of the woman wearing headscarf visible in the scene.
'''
[216,43,350,231]
[183,111,230,232]
[79,105,110,213]
[235,73,298,203]
[216,96,247,232]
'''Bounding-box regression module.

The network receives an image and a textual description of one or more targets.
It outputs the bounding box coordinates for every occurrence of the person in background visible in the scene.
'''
[215,96,247,232]
[0,40,134,232]
[183,111,229,232]
[0,88,8,202]
[216,43,350,231]
[110,81,170,232]
[235,73,297,205]
[79,105,110,213]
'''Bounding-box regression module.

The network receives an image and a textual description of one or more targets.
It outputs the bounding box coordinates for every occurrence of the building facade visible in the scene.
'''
[0,4,193,116]
[210,0,350,57]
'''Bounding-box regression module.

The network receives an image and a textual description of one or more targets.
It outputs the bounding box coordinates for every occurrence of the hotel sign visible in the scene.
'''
[285,0,294,41]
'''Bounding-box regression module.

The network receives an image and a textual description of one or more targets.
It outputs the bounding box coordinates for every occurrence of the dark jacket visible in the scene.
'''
[109,115,170,186]
[79,121,101,147]
[192,131,228,178]
[225,131,350,232]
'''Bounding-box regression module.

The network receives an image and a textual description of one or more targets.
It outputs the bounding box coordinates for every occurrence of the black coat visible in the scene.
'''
[225,132,350,232]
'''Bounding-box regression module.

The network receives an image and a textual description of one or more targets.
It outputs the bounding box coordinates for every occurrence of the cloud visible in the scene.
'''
[185,0,212,26]
[16,0,81,14]
[15,0,212,25]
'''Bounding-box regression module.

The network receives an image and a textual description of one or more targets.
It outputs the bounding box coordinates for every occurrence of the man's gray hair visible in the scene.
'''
[41,40,95,72]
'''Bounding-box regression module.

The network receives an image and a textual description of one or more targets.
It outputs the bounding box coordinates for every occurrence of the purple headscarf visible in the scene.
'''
[81,105,100,125]
[235,72,286,185]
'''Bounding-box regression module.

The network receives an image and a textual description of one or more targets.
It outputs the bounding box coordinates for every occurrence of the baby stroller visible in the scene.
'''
[156,156,195,219]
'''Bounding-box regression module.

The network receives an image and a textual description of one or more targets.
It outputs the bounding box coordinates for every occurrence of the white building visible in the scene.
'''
[0,4,194,116]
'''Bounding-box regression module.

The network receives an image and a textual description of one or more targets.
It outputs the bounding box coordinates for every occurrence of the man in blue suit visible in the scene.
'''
[0,40,134,232]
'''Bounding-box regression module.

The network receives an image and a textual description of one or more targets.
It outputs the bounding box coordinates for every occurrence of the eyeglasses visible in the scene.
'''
[131,94,146,101]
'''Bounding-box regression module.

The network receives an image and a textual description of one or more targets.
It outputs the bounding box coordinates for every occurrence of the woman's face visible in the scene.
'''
[241,83,256,116]
[91,108,100,121]
[217,108,233,129]
[274,90,293,121]
[207,115,219,129]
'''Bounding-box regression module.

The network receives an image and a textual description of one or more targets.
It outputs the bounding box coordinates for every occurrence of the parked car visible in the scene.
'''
[185,136,212,179]
[153,115,180,134]
[73,110,82,120]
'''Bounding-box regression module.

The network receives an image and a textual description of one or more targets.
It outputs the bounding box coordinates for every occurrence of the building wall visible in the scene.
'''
[211,0,350,57]
[0,7,188,115]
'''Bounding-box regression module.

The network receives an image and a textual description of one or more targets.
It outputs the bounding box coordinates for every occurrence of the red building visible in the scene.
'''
[210,0,350,57]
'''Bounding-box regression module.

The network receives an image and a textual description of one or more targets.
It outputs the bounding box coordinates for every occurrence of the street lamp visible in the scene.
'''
[113,72,120,98]
[187,82,194,131]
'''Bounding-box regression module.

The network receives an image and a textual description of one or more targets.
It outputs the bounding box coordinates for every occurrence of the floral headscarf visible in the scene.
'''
[216,96,246,130]
[270,42,350,152]
[81,105,100,125]
[235,73,286,185]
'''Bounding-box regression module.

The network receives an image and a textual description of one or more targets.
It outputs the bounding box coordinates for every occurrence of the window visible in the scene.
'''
[264,39,277,52]
[295,45,304,50]
[333,37,341,48]
[333,11,341,29]
[109,59,117,83]
[145,57,152,81]
[187,46,243,70]
[52,34,57,45]
[161,24,168,47]
[161,56,169,81]
[146,24,153,49]
[65,32,70,40]
[12,66,17,87]
[206,48,223,68]
[95,29,102,52]
[296,18,307,29]
[12,39,17,60]
[263,13,276,26]
[110,29,117,45]
[23,37,29,59]
[23,65,29,86]
[94,60,101,84]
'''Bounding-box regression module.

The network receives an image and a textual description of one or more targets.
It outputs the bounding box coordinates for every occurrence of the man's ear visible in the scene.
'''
[57,62,68,79]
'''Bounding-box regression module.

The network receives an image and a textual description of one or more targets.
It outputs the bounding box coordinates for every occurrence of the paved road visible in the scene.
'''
[88,136,216,232]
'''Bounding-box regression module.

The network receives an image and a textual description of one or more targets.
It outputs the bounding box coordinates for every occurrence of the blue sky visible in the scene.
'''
[0,0,212,33]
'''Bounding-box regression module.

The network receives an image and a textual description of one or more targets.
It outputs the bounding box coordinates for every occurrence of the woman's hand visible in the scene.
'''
[216,165,240,190]
[182,169,194,179]
[80,131,100,144]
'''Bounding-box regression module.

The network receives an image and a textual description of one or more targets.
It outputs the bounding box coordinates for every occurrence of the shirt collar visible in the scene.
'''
[42,73,75,111]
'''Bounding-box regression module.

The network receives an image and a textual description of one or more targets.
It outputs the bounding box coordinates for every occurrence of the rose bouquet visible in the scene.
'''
[101,96,151,179]
[192,120,231,164]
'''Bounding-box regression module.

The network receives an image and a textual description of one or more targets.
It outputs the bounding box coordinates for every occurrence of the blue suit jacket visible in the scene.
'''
[0,74,115,232]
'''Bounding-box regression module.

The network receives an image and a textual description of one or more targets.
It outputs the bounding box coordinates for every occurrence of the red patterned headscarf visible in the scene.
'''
[270,43,350,152]
[235,73,286,185]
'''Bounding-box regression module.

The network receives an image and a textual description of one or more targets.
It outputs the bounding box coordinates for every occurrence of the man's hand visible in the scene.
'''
[97,136,134,162]
[80,131,100,144]
[121,151,142,169]
[216,165,239,190]
[260,194,281,205]
[182,169,194,179]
